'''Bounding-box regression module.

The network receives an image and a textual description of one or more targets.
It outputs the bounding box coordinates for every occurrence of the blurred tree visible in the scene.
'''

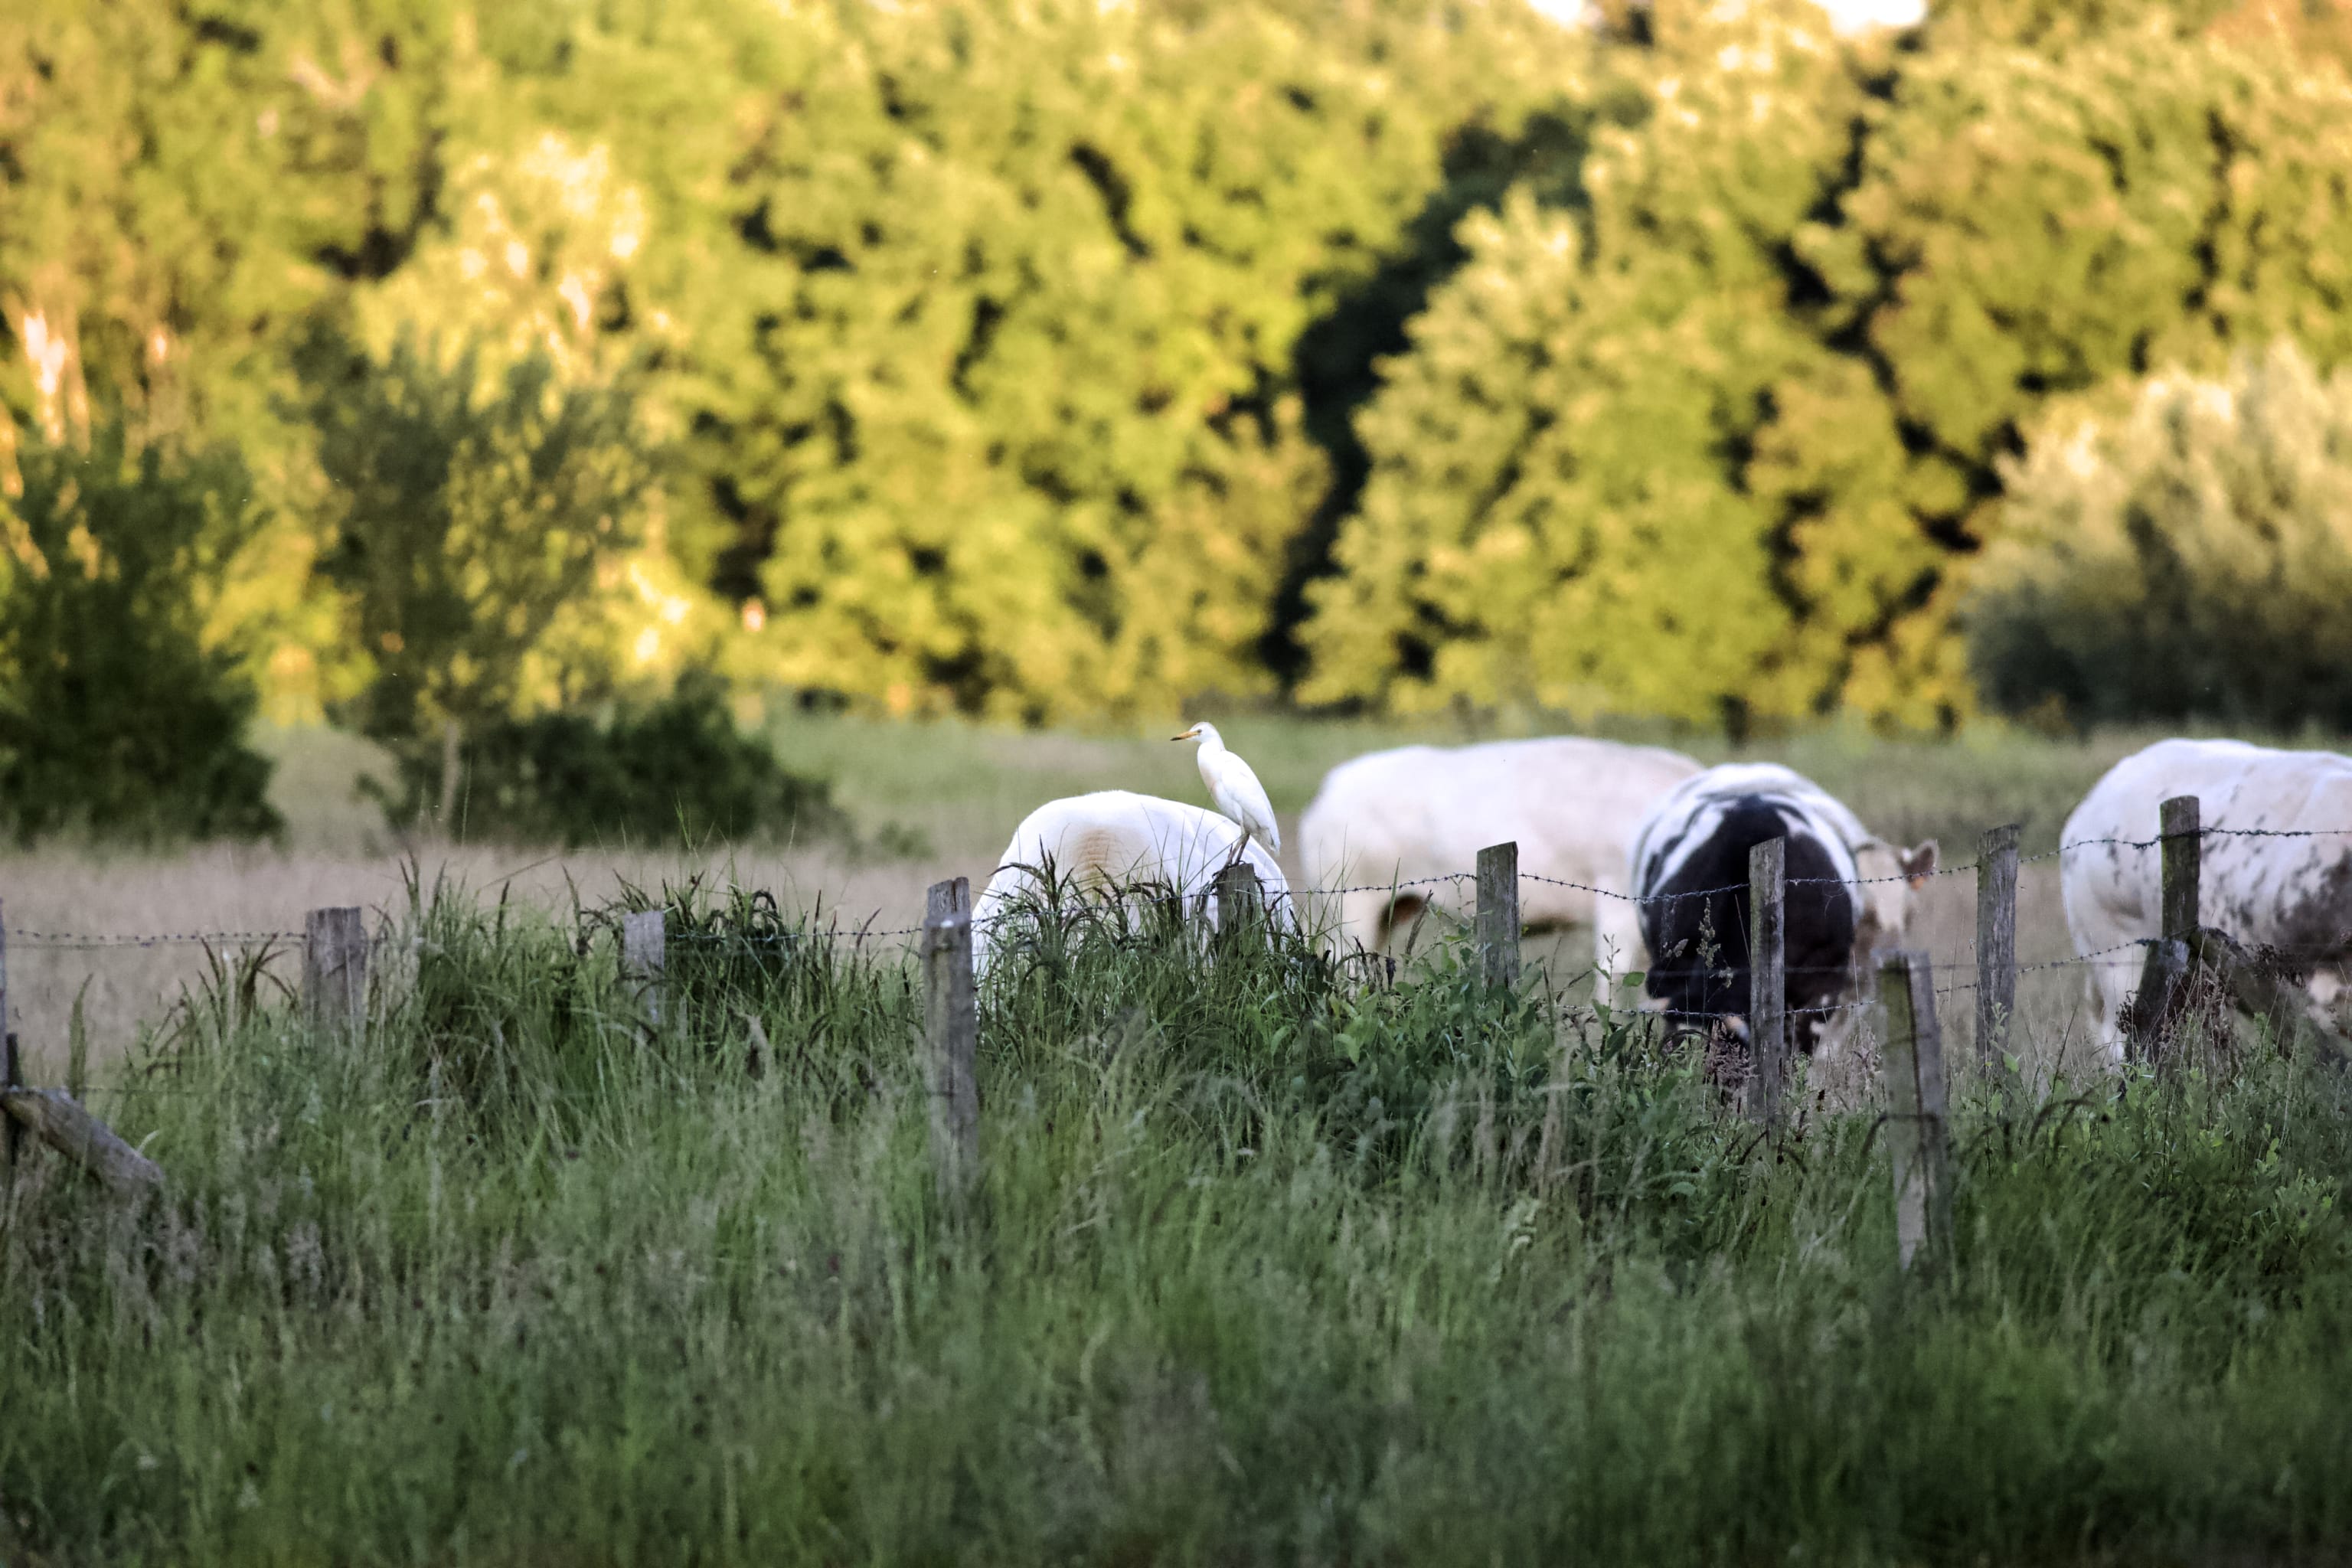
[0,0,456,452]
[0,423,281,843]
[1784,21,2352,720]
[671,0,1588,721]
[1306,0,2352,727]
[1298,0,1865,726]
[1969,341,2352,730]
[301,331,656,825]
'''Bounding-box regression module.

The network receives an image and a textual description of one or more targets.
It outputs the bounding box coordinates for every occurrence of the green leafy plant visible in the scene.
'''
[0,421,281,843]
[370,674,847,848]
[1969,341,2352,730]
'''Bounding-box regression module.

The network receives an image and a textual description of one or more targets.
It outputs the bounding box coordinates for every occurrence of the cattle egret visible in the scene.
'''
[1172,721,1281,856]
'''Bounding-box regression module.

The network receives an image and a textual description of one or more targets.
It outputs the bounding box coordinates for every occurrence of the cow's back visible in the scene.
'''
[1299,737,1701,929]
[2063,739,2352,956]
[1634,793,1859,1037]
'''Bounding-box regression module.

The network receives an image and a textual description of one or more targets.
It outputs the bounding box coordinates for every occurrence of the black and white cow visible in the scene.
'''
[1628,764,1938,1049]
[2063,739,2352,1062]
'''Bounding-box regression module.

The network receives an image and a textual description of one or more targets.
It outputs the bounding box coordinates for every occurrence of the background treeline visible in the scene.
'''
[6,0,2352,838]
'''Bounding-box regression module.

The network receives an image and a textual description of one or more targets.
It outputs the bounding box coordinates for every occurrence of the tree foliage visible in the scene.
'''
[11,0,2352,750]
[675,0,1587,720]
[1969,341,2352,731]
[1301,0,2352,727]
[372,675,847,848]
[302,332,656,750]
[0,424,281,843]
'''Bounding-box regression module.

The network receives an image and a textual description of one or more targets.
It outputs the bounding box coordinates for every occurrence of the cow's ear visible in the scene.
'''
[1900,840,1939,887]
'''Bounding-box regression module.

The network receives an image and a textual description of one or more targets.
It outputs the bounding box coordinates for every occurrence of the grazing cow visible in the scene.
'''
[1297,737,1703,987]
[1628,764,1938,1047]
[2062,738,2352,1060]
[971,790,1293,973]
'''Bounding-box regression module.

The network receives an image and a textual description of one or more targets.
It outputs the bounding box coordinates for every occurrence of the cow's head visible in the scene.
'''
[1850,837,1939,954]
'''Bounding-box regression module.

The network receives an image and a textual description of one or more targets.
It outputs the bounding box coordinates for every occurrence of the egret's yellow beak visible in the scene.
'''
[1171,727,1197,741]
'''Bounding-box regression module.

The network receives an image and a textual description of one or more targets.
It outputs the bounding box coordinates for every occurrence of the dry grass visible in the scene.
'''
[0,842,974,1078]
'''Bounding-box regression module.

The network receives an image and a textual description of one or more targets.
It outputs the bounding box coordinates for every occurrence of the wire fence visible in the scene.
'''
[8,818,2352,1084]
[14,822,2352,952]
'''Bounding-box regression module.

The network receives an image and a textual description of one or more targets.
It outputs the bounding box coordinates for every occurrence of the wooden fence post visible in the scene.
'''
[2128,796,2203,1066]
[1476,841,1521,992]
[0,1089,164,1200]
[622,909,666,1028]
[923,900,980,1210]
[926,876,971,923]
[2161,795,2201,942]
[1880,951,1955,1277]
[0,900,15,1171]
[1747,836,1786,1132]
[302,907,368,1039]
[2,1031,18,1174]
[1214,861,1264,941]
[1975,823,2021,1083]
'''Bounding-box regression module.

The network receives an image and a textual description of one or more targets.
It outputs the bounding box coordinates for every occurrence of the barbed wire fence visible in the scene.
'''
[6,800,2350,1266]
[10,817,2351,1055]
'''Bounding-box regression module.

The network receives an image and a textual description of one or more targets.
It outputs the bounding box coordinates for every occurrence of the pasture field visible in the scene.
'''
[4,717,2350,1564]
[2,870,2350,1563]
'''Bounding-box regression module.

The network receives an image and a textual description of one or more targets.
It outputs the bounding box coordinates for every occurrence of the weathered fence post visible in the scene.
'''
[2,1031,18,1174]
[1975,823,2021,1084]
[0,900,15,1171]
[1215,861,1264,942]
[2161,795,2201,942]
[1476,841,1521,992]
[2128,796,2203,1066]
[622,909,666,1028]
[302,906,368,1039]
[923,886,980,1210]
[926,876,971,923]
[1747,836,1786,1132]
[0,1089,164,1201]
[1880,951,1955,1277]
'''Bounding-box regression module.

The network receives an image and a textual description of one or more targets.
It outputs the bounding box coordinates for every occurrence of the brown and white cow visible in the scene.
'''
[2063,739,2352,1060]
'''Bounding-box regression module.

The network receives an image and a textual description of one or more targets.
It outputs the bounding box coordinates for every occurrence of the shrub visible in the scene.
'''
[301,329,658,809]
[1967,340,2352,731]
[0,423,281,844]
[371,675,846,848]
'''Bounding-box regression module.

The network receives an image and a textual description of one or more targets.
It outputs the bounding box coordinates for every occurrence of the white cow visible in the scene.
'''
[972,790,1294,973]
[2063,738,2352,1060]
[1296,737,1704,987]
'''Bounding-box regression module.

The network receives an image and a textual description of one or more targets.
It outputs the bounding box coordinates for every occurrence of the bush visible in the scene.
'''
[0,424,282,844]
[371,675,846,848]
[1967,340,2352,731]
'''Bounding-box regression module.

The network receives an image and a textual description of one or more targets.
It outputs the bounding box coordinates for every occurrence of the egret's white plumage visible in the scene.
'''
[1173,721,1280,854]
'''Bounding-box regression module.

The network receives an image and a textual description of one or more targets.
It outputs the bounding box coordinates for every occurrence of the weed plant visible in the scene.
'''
[1,877,2348,1563]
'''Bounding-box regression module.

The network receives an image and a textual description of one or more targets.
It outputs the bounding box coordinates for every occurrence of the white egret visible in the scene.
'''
[1172,720,1281,856]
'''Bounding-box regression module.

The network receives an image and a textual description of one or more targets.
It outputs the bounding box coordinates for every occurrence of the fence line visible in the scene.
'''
[17,820,2352,953]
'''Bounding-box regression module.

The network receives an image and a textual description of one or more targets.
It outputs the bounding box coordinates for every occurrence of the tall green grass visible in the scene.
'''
[2,876,2348,1564]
